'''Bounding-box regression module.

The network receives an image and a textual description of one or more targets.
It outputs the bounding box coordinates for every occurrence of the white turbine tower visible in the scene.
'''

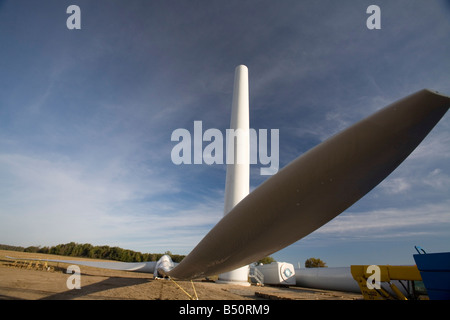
[216,65,251,286]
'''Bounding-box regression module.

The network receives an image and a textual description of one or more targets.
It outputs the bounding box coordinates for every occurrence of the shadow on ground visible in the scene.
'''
[40,276,149,300]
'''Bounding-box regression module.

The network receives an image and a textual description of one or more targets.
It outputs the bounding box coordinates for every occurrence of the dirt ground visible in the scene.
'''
[0,250,362,300]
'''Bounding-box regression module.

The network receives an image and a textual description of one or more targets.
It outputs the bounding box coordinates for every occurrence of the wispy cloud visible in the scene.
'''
[423,168,450,190]
[379,177,411,195]
[0,151,223,253]
[311,201,450,241]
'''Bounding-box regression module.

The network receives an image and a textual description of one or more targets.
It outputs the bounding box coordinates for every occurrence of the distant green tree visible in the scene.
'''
[171,254,185,263]
[81,243,93,257]
[305,257,327,268]
[257,256,276,265]
[38,246,50,254]
[24,246,40,253]
[64,242,77,256]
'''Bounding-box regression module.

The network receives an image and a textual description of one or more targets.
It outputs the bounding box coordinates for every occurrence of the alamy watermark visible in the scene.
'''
[65,4,380,31]
[66,265,81,289]
[66,5,81,30]
[366,265,381,290]
[171,121,279,176]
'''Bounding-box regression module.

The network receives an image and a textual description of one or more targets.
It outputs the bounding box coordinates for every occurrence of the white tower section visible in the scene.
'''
[217,65,251,286]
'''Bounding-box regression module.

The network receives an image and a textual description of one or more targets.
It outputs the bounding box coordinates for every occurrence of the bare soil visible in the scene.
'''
[0,250,362,300]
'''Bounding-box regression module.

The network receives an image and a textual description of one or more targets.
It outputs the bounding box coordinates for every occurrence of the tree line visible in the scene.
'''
[0,242,186,263]
[1,243,327,267]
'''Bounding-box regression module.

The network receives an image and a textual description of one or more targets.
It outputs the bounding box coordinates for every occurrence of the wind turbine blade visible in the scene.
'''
[168,89,450,280]
[6,256,157,272]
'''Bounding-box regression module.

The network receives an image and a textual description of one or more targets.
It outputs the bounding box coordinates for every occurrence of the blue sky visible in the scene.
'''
[0,0,449,268]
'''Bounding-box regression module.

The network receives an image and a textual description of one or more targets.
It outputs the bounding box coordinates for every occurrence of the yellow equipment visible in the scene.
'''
[351,265,426,300]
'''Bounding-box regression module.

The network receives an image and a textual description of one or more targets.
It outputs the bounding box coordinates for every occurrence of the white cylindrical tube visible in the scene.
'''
[217,65,251,286]
[223,65,250,215]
